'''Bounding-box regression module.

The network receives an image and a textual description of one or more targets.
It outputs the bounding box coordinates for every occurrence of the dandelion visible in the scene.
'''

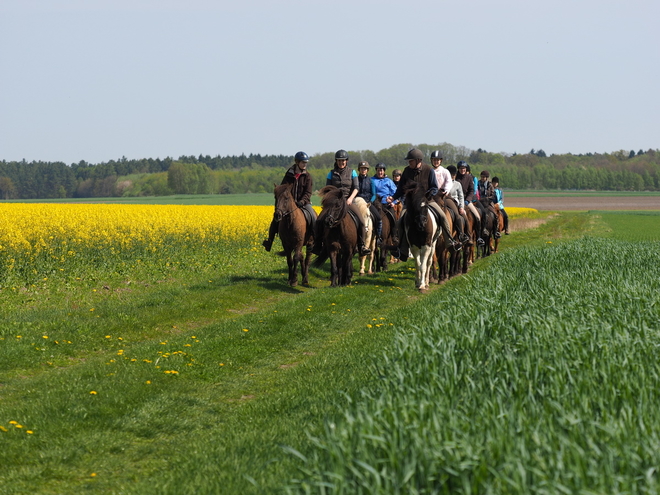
[243,328,249,332]
[105,335,111,339]
[219,363,225,366]
[90,473,97,477]
[366,324,373,328]
[27,430,34,434]
[0,426,7,432]
[90,391,97,395]
[146,380,151,384]
[90,308,95,312]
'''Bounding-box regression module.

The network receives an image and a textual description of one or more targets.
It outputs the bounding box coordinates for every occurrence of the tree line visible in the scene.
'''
[1,144,659,199]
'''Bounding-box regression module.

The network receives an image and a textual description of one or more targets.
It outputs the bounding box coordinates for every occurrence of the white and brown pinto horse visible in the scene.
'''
[403,183,441,292]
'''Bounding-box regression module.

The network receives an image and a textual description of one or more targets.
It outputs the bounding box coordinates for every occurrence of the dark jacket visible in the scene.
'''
[392,163,438,202]
[456,171,476,203]
[326,166,358,199]
[477,179,495,203]
[282,165,313,205]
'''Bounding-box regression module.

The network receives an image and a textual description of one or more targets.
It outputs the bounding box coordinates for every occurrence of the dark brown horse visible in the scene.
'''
[402,183,440,292]
[273,183,313,287]
[313,186,358,287]
[432,198,460,283]
[373,200,396,272]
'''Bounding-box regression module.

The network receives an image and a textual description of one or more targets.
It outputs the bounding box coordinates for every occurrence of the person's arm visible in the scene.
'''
[300,174,312,205]
[326,171,332,186]
[370,180,377,204]
[427,170,438,199]
[347,170,359,205]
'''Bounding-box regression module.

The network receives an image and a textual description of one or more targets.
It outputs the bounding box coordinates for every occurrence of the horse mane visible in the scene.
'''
[404,181,427,213]
[318,185,347,220]
[274,183,293,199]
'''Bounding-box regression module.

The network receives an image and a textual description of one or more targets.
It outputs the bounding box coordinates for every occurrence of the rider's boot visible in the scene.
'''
[262,238,273,252]
[376,220,383,246]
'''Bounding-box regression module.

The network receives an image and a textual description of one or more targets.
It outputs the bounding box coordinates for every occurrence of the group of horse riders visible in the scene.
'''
[262,148,509,260]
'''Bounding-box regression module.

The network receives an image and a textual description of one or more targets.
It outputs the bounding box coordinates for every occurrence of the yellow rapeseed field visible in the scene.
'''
[0,203,536,283]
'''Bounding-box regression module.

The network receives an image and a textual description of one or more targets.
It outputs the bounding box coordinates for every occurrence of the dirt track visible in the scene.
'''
[505,196,660,211]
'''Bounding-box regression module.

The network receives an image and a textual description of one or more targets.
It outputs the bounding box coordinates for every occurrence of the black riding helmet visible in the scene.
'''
[446,165,457,176]
[430,150,444,160]
[375,162,386,170]
[457,160,468,170]
[335,149,349,161]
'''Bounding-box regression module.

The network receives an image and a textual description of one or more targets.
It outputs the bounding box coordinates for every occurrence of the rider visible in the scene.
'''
[372,162,398,206]
[446,165,471,244]
[477,170,501,238]
[262,151,316,252]
[386,148,461,261]
[456,161,485,246]
[431,150,468,244]
[491,176,510,235]
[356,161,383,245]
[320,149,371,256]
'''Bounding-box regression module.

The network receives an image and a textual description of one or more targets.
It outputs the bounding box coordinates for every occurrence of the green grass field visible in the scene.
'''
[1,210,660,494]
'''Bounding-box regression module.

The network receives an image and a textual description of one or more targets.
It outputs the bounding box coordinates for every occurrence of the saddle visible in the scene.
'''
[346,208,362,231]
[300,204,316,231]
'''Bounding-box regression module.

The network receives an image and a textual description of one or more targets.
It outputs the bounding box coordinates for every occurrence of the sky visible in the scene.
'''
[1,0,658,164]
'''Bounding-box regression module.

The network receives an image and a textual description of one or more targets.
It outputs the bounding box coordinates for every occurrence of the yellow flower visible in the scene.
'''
[242,328,249,332]
[90,391,97,395]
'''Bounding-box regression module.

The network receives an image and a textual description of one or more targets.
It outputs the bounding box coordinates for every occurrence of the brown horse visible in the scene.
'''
[273,183,313,287]
[432,198,460,283]
[313,186,359,287]
[374,201,396,272]
[403,183,440,292]
[491,204,505,253]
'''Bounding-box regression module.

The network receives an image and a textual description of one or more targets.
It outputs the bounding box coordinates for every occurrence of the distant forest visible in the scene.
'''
[1,143,659,199]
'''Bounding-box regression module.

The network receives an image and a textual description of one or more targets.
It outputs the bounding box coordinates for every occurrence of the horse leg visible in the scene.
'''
[301,243,312,286]
[359,254,366,275]
[286,249,298,287]
[329,250,339,287]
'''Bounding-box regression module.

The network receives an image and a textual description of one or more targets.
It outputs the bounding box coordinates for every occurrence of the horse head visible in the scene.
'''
[274,183,295,222]
[404,182,428,232]
[319,185,346,228]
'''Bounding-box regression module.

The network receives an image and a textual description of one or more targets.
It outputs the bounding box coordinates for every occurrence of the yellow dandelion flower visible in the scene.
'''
[90,391,97,395]
[243,328,249,332]
[27,430,34,434]
[0,426,7,432]
[146,380,151,384]
[9,421,17,425]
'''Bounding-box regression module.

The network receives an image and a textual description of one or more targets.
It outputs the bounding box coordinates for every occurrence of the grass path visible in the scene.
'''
[0,211,590,494]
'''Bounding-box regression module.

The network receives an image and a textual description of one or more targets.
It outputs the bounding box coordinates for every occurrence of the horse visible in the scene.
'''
[358,209,376,276]
[491,203,505,253]
[272,183,313,287]
[432,197,461,283]
[402,183,440,292]
[477,200,498,258]
[374,200,396,272]
[313,186,359,287]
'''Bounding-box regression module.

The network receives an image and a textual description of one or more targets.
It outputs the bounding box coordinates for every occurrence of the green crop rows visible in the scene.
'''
[289,236,660,494]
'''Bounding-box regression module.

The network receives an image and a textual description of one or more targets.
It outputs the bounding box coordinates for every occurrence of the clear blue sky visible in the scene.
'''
[1,0,658,163]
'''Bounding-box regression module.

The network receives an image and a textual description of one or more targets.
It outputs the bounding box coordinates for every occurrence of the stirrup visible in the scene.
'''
[477,238,485,246]
[494,231,501,239]
[360,247,372,256]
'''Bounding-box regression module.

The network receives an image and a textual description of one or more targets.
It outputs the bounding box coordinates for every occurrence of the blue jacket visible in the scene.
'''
[372,175,398,204]
[494,187,505,209]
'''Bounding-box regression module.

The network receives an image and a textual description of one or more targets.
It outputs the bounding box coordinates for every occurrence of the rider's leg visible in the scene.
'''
[466,202,484,245]
[429,201,459,249]
[262,217,278,251]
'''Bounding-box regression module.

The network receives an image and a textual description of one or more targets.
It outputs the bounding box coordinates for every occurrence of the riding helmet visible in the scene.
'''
[480,170,490,178]
[457,160,468,169]
[430,150,444,160]
[375,162,386,170]
[446,165,457,175]
[404,148,424,161]
[358,161,370,169]
[335,149,349,161]
[294,151,309,162]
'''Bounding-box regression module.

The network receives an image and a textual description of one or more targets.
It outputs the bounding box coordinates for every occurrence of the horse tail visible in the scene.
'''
[312,251,329,267]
